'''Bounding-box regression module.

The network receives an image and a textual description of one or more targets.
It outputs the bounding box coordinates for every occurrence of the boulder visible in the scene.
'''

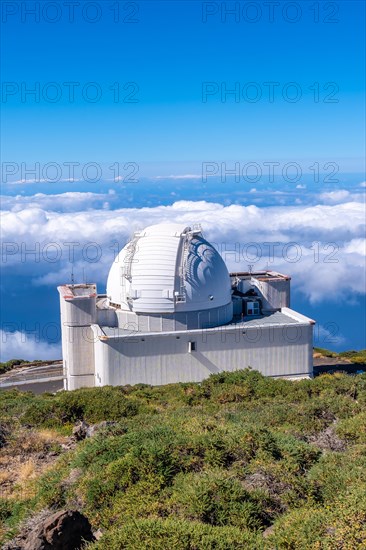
[23,510,94,550]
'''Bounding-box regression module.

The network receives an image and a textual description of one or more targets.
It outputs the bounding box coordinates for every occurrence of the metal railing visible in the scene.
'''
[122,236,139,282]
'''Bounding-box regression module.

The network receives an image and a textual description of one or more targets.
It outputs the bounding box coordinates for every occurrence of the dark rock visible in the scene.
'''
[244,471,291,496]
[23,510,95,550]
[72,421,89,441]
[0,424,8,448]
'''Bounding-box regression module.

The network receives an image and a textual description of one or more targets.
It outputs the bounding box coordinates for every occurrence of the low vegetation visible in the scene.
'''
[314,347,366,364]
[0,360,26,376]
[1,368,366,548]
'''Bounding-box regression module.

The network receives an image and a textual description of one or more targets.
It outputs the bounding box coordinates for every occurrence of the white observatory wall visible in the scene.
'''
[252,279,290,310]
[59,295,96,390]
[114,302,233,332]
[94,333,209,386]
[93,322,313,387]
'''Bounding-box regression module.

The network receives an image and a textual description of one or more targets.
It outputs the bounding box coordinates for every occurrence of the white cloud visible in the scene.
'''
[0,330,61,362]
[269,249,366,303]
[359,181,366,188]
[153,174,204,180]
[1,192,118,213]
[319,190,350,204]
[8,178,81,185]
[1,197,365,304]
[343,239,366,256]
[317,188,366,205]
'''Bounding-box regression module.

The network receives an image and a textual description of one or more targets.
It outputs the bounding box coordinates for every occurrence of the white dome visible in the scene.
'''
[106,223,232,314]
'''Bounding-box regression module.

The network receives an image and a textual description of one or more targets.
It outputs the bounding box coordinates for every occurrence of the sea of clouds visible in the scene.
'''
[1,183,365,361]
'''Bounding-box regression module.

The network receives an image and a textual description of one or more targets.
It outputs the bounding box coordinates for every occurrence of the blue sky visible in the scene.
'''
[1,1,365,359]
[2,0,365,171]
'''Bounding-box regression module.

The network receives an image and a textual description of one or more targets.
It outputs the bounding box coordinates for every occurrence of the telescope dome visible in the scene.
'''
[106,223,232,315]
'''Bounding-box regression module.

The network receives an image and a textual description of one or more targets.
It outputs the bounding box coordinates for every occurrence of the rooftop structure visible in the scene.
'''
[58,223,315,390]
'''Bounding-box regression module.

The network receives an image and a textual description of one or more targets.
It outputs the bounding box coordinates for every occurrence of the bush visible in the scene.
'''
[23,386,140,427]
[2,368,366,548]
[336,412,366,444]
[266,504,326,549]
[92,518,263,550]
[171,470,263,530]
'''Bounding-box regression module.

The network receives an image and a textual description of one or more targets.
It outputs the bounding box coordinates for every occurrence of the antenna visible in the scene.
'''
[248,264,253,275]
[71,263,75,287]
[82,267,85,284]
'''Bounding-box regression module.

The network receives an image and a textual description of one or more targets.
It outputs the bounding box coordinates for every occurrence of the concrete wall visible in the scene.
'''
[93,322,313,387]
[59,293,96,390]
[114,302,233,332]
[252,279,290,310]
[96,307,118,328]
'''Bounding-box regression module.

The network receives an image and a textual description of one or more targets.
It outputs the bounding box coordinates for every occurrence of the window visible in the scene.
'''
[188,341,196,353]
[246,301,260,315]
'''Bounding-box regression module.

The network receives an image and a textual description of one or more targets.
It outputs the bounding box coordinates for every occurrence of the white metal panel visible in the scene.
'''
[106,223,233,318]
[131,233,181,313]
[93,321,313,387]
[177,236,232,313]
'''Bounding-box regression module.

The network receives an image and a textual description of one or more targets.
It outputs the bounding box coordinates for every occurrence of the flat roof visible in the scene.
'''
[58,284,97,300]
[230,270,291,281]
[94,308,314,341]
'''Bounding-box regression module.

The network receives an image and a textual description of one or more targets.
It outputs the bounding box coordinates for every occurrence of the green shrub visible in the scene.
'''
[0,498,32,543]
[314,347,338,358]
[171,470,263,530]
[23,386,140,427]
[275,434,321,472]
[308,450,366,504]
[266,504,326,549]
[0,359,26,375]
[339,349,366,364]
[92,518,263,550]
[336,412,366,444]
[2,367,366,548]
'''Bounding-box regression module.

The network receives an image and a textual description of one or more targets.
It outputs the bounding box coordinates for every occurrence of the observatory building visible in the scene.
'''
[58,223,315,390]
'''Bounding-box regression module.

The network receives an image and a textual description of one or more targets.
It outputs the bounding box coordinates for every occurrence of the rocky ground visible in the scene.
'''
[2,509,95,550]
[0,421,112,549]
